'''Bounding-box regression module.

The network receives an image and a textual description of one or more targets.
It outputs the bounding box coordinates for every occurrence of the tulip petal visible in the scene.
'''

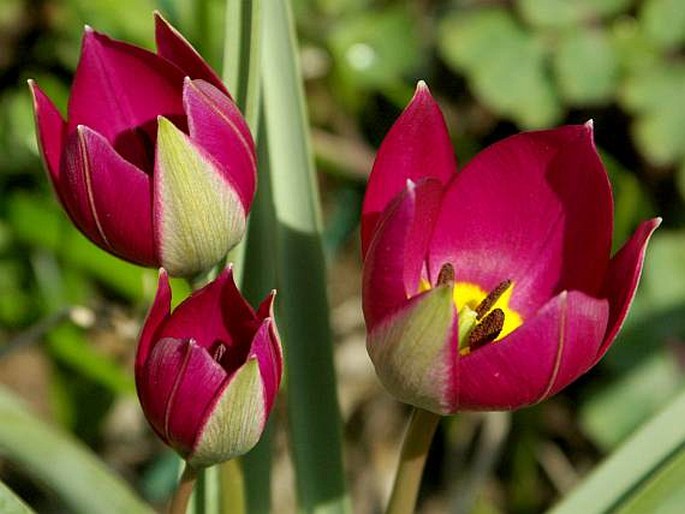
[248,318,282,412]
[28,81,68,204]
[457,290,609,410]
[154,117,247,277]
[154,12,228,95]
[71,126,156,265]
[184,79,256,210]
[361,82,456,256]
[141,338,228,456]
[429,124,613,317]
[68,27,185,145]
[362,179,443,328]
[189,357,265,467]
[135,269,172,376]
[159,268,256,358]
[597,218,661,360]
[367,284,457,414]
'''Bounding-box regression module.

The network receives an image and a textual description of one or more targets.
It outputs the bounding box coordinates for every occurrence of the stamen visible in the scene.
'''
[475,279,512,320]
[211,341,227,363]
[437,263,455,286]
[468,308,505,350]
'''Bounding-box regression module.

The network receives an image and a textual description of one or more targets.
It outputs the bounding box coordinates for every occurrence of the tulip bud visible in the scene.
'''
[29,13,256,277]
[136,268,282,467]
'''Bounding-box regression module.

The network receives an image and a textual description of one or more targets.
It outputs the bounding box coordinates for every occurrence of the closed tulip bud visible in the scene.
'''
[136,268,282,467]
[29,13,256,277]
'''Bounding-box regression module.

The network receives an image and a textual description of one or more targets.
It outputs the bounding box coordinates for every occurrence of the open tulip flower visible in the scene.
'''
[361,82,660,415]
[29,13,256,277]
[136,267,282,468]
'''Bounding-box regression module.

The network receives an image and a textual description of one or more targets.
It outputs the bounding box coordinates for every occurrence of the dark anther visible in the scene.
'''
[211,342,227,363]
[468,308,505,350]
[437,263,455,286]
[475,279,512,320]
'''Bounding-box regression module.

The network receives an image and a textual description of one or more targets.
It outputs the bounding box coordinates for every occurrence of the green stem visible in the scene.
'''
[169,464,197,514]
[385,409,441,514]
[218,460,245,514]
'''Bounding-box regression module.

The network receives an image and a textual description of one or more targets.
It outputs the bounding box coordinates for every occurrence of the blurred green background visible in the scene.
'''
[0,0,683,513]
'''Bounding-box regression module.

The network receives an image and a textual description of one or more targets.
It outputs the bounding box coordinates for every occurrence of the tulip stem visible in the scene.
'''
[385,408,441,514]
[169,463,198,514]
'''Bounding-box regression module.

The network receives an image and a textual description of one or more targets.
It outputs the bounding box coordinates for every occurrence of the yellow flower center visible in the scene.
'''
[419,265,523,355]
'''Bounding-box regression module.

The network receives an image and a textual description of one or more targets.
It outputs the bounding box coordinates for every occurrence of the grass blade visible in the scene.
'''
[261,0,351,512]
[0,385,152,514]
[549,388,685,514]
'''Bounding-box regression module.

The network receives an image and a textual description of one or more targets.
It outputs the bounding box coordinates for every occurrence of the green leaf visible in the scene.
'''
[548,389,685,514]
[329,7,421,90]
[554,29,618,105]
[640,0,685,50]
[621,63,685,166]
[580,351,684,451]
[62,0,156,46]
[8,194,155,302]
[261,0,351,512]
[0,480,35,514]
[617,450,685,514]
[438,8,561,128]
[517,0,633,29]
[0,385,152,514]
[47,323,134,396]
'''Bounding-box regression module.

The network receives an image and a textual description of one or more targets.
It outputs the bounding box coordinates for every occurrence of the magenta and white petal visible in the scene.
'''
[361,83,457,255]
[68,27,185,144]
[184,78,256,210]
[457,290,609,410]
[154,12,228,95]
[429,124,612,318]
[72,126,156,265]
[362,179,442,329]
[597,218,661,360]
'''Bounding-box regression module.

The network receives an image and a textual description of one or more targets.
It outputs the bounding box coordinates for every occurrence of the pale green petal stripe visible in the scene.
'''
[156,117,246,277]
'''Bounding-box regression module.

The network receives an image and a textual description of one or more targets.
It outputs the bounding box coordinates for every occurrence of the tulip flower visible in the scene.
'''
[135,267,282,467]
[362,82,660,415]
[29,13,256,277]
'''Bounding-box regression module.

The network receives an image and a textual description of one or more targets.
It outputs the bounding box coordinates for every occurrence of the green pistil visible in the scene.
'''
[457,306,478,351]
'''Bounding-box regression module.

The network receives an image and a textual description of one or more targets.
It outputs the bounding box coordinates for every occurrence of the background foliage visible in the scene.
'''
[0,0,683,512]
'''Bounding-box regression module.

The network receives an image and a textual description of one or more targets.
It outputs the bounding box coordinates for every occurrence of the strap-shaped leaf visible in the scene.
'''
[0,386,152,514]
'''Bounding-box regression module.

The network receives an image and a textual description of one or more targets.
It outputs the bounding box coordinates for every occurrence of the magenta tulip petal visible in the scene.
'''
[143,337,228,455]
[29,81,67,200]
[60,130,112,250]
[136,269,171,374]
[249,319,281,412]
[362,179,442,328]
[361,83,456,256]
[255,292,283,369]
[159,268,254,353]
[597,218,661,360]
[457,290,609,410]
[68,27,185,144]
[74,126,156,265]
[184,79,256,209]
[154,12,228,95]
[429,124,612,317]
